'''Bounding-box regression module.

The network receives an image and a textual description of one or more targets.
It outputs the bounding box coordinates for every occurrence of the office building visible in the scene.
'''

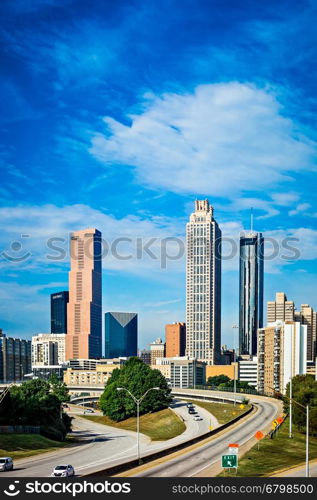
[186,199,221,364]
[267,292,295,323]
[138,348,151,365]
[299,304,316,362]
[257,321,307,395]
[66,228,102,360]
[105,312,137,358]
[0,329,31,382]
[238,355,258,388]
[149,338,165,365]
[151,358,171,381]
[170,357,206,388]
[51,291,69,334]
[267,293,316,362]
[64,358,126,388]
[32,333,66,366]
[165,322,186,357]
[239,231,264,355]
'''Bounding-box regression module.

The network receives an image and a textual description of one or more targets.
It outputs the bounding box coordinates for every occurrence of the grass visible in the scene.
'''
[0,434,73,460]
[81,408,186,441]
[218,421,317,477]
[184,399,251,424]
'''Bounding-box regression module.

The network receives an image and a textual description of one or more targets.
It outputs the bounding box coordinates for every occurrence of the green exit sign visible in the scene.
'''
[222,454,238,468]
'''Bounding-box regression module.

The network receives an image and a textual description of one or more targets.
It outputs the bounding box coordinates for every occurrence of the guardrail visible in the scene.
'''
[84,404,254,477]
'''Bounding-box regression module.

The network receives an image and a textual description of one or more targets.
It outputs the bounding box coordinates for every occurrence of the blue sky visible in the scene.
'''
[0,0,317,351]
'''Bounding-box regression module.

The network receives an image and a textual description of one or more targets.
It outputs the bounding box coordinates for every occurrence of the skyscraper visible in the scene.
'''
[105,312,137,358]
[186,199,221,364]
[267,292,295,323]
[66,228,102,360]
[51,291,69,334]
[239,231,264,355]
[165,322,186,357]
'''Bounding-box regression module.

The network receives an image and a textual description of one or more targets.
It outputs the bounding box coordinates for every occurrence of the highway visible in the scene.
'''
[0,400,217,477]
[129,396,281,477]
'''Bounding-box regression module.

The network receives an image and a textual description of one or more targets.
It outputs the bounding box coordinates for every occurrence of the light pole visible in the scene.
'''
[117,387,161,464]
[232,325,239,406]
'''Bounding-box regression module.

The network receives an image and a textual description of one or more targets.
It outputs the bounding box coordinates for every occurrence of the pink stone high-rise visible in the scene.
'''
[66,228,102,360]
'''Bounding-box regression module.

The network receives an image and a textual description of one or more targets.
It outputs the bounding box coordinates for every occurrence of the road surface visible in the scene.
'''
[0,400,216,477]
[129,397,281,477]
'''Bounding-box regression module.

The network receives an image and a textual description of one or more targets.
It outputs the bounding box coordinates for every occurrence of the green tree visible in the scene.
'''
[284,375,317,434]
[99,357,172,422]
[0,379,72,441]
[49,373,70,403]
[207,375,231,386]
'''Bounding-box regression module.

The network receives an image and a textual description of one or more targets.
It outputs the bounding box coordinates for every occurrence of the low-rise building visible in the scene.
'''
[64,358,127,388]
[205,364,236,382]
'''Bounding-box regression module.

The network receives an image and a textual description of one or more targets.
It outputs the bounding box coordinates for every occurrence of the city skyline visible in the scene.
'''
[0,1,317,350]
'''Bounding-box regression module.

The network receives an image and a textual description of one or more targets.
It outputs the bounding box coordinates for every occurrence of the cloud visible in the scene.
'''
[288,203,311,216]
[90,82,317,198]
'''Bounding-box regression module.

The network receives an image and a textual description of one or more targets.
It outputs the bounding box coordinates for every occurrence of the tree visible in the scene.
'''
[99,357,172,422]
[284,374,317,434]
[207,375,231,386]
[0,379,72,441]
[49,373,70,403]
[218,379,255,392]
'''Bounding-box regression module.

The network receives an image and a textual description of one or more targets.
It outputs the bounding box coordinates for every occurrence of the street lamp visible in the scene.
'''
[232,325,239,406]
[117,387,161,464]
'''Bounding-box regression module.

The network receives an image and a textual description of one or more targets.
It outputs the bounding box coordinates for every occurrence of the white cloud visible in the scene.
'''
[288,202,311,216]
[90,82,317,198]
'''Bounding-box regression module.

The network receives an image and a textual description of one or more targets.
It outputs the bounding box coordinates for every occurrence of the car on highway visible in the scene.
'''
[186,403,194,408]
[51,464,75,477]
[0,457,13,471]
[188,408,196,414]
[83,409,95,414]
[193,415,203,421]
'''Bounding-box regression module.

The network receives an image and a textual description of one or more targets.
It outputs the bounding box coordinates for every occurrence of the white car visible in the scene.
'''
[193,415,203,421]
[51,464,75,477]
[0,457,13,471]
[83,409,94,414]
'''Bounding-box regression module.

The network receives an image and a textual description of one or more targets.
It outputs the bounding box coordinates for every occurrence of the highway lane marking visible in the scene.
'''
[114,405,260,477]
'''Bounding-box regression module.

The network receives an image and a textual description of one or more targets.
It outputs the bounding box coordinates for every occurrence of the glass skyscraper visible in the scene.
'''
[105,312,138,358]
[51,291,69,334]
[239,231,264,356]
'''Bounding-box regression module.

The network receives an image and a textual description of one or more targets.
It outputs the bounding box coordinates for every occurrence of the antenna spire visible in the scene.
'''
[250,207,254,232]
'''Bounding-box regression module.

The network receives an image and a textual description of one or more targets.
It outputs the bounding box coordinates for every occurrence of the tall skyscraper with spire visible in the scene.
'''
[66,228,102,360]
[239,217,264,355]
[186,199,221,364]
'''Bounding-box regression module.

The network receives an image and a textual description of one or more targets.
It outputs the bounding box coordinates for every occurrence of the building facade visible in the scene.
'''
[257,321,307,395]
[170,357,206,388]
[0,329,31,382]
[186,199,221,364]
[239,232,264,356]
[267,292,295,323]
[105,312,137,358]
[149,338,166,365]
[51,291,69,334]
[138,348,151,365]
[165,322,186,357]
[32,333,66,366]
[238,355,258,388]
[66,228,102,360]
[64,358,126,388]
